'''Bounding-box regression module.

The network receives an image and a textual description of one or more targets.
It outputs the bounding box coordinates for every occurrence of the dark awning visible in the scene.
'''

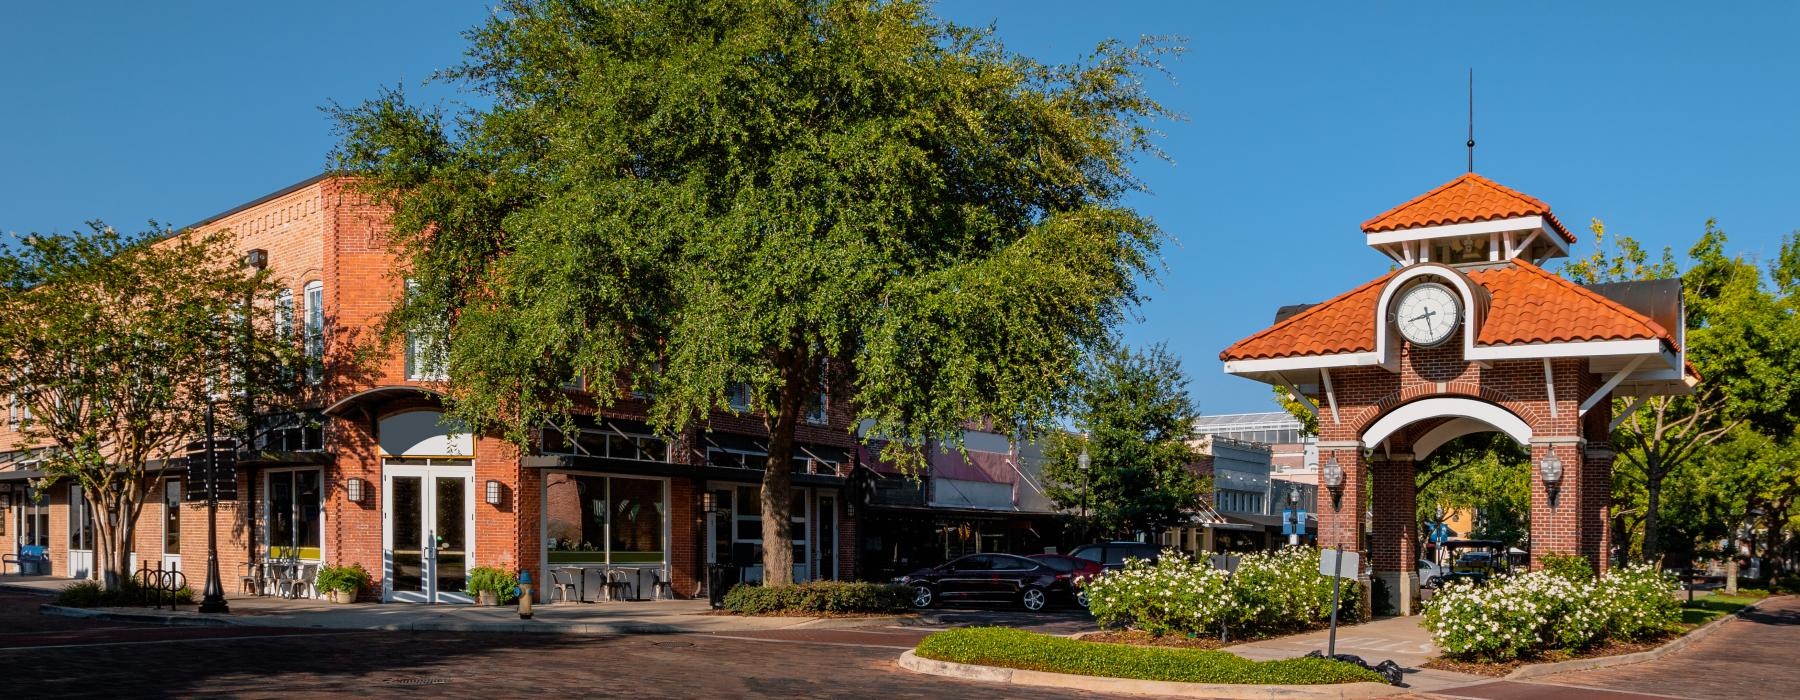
[322,386,445,418]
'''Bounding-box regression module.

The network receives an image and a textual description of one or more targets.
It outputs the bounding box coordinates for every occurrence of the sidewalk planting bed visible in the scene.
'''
[1421,558,1769,675]
[1082,546,1363,645]
[914,627,1387,685]
[722,581,913,616]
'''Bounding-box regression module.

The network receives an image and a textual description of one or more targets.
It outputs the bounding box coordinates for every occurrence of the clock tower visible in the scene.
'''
[1219,171,1697,616]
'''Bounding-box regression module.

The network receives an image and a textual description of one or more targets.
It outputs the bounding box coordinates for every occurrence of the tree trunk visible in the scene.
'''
[759,372,805,588]
[1643,470,1664,566]
[93,495,138,591]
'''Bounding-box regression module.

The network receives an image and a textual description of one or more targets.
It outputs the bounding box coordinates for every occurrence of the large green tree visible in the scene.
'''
[332,0,1171,584]
[1039,343,1206,538]
[0,224,299,589]
[1565,220,1800,564]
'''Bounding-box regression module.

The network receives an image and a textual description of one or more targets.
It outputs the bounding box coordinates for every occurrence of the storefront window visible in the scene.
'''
[68,485,93,551]
[545,473,667,565]
[163,479,181,555]
[267,469,323,559]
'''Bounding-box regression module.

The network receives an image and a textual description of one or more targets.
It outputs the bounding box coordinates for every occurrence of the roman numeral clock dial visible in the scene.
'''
[1394,282,1461,347]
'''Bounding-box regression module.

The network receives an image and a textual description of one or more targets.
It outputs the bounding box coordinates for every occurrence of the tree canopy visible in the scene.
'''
[331,0,1175,584]
[0,223,299,587]
[1039,343,1206,538]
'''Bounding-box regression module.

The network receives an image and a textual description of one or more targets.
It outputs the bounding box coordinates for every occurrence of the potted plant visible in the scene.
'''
[315,563,372,604]
[466,566,520,606]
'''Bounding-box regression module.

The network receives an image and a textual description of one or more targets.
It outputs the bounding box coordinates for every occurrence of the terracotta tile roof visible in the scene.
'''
[1361,173,1576,244]
[1220,271,1396,361]
[1466,260,1672,347]
[1220,261,1676,362]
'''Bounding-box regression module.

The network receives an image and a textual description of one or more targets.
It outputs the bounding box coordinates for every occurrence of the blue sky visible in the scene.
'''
[3,2,1796,414]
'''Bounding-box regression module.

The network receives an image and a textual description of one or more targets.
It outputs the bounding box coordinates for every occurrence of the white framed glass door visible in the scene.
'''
[67,485,94,579]
[384,460,474,603]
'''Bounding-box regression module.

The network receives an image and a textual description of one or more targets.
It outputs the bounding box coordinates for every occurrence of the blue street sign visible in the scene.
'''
[1296,509,1307,536]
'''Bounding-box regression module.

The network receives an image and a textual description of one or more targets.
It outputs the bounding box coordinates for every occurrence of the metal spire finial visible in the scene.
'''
[1467,68,1476,173]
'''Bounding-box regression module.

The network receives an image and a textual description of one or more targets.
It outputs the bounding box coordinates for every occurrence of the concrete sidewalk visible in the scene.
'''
[8,575,907,635]
[1225,615,1484,692]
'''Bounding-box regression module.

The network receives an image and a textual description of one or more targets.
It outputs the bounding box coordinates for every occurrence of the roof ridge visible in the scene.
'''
[1502,259,1676,346]
[1463,172,1551,211]
[1360,173,1479,232]
[1219,270,1396,361]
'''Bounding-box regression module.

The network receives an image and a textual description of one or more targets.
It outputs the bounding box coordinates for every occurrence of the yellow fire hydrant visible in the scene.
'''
[517,570,534,620]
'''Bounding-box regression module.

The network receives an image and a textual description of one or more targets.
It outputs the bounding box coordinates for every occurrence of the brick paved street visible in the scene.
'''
[0,591,1141,699]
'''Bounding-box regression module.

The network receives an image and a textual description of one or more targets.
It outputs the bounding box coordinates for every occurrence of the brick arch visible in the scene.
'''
[1345,381,1547,441]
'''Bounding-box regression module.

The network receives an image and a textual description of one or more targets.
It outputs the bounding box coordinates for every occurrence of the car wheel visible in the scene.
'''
[1427,576,1443,589]
[1020,586,1047,612]
[1074,589,1090,608]
[911,584,935,609]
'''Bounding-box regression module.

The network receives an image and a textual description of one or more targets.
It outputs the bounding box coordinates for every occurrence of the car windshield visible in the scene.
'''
[1069,546,1101,562]
[1034,556,1077,573]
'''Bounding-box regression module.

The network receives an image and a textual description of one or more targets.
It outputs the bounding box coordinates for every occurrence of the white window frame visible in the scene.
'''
[303,281,324,384]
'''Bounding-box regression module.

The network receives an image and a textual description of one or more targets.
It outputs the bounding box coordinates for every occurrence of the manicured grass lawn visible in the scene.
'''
[1679,590,1768,627]
[914,627,1388,685]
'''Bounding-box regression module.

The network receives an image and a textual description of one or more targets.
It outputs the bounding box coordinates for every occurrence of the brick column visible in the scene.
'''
[1529,439,1584,569]
[1315,442,1369,617]
[1581,443,1615,573]
[1370,453,1419,615]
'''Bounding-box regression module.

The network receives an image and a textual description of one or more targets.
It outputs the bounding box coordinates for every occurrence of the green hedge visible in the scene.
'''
[723,581,912,615]
[56,580,196,608]
[914,627,1387,685]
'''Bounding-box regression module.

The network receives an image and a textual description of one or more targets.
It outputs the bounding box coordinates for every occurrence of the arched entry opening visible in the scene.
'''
[1357,397,1535,616]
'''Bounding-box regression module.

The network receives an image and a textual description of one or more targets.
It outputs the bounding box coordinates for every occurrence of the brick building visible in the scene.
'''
[0,174,864,603]
[1220,172,1696,614]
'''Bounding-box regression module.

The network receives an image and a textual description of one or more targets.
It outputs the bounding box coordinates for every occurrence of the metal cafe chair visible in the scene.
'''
[548,568,582,604]
[240,561,266,595]
[602,568,633,602]
[650,567,673,600]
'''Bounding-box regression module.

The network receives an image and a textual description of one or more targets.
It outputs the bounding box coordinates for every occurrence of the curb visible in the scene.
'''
[1502,595,1776,680]
[896,650,1397,699]
[39,604,235,627]
[0,583,56,596]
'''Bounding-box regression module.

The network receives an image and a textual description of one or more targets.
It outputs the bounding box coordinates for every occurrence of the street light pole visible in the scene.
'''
[198,402,229,614]
[1287,486,1300,546]
[1077,446,1091,542]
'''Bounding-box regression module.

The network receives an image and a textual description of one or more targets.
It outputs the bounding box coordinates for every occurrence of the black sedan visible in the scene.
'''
[895,553,1080,612]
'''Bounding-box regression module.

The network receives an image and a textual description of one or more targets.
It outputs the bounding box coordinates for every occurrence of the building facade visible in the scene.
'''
[0,175,866,602]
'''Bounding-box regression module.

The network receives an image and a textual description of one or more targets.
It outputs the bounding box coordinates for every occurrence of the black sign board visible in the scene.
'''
[181,443,240,502]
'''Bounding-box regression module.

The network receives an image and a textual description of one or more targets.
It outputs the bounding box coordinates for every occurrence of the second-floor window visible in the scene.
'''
[726,383,751,412]
[403,279,448,381]
[303,281,323,384]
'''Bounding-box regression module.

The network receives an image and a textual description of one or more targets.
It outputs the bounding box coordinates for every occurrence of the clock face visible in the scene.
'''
[1395,283,1461,347]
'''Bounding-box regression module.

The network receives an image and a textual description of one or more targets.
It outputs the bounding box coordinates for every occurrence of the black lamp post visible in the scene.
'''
[1077,446,1091,539]
[702,491,725,609]
[1322,454,1345,512]
[1287,486,1301,545]
[197,404,230,614]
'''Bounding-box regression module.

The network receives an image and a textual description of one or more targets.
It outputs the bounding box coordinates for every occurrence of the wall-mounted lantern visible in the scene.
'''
[1540,452,1564,509]
[486,480,504,506]
[1322,454,1345,512]
[345,477,364,504]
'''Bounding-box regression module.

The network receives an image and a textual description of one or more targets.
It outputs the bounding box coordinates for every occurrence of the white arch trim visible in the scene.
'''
[1361,398,1531,453]
[1373,264,1484,367]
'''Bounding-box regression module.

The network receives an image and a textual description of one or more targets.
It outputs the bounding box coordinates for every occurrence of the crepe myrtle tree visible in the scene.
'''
[331,0,1174,585]
[0,223,303,589]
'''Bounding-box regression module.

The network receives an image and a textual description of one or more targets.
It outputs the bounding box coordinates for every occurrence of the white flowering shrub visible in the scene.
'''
[1082,547,1359,638]
[1083,554,1231,636]
[1423,562,1681,661]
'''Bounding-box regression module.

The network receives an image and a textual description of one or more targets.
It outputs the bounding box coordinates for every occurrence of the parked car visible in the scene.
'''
[1027,553,1103,608]
[1418,558,1446,588]
[1067,541,1162,571]
[895,553,1081,612]
[1454,551,1500,573]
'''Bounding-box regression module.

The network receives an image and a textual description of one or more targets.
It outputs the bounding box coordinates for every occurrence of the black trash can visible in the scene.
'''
[708,565,740,609]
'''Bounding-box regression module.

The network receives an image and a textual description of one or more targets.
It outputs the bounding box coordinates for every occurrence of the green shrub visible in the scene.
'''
[1084,547,1361,639]
[1423,563,1679,661]
[465,566,520,603]
[1541,553,1595,582]
[914,627,1386,685]
[315,563,373,594]
[723,581,911,615]
[55,580,193,608]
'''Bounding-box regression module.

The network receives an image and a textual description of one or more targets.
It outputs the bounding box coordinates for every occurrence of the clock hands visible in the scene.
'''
[1409,309,1437,335]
